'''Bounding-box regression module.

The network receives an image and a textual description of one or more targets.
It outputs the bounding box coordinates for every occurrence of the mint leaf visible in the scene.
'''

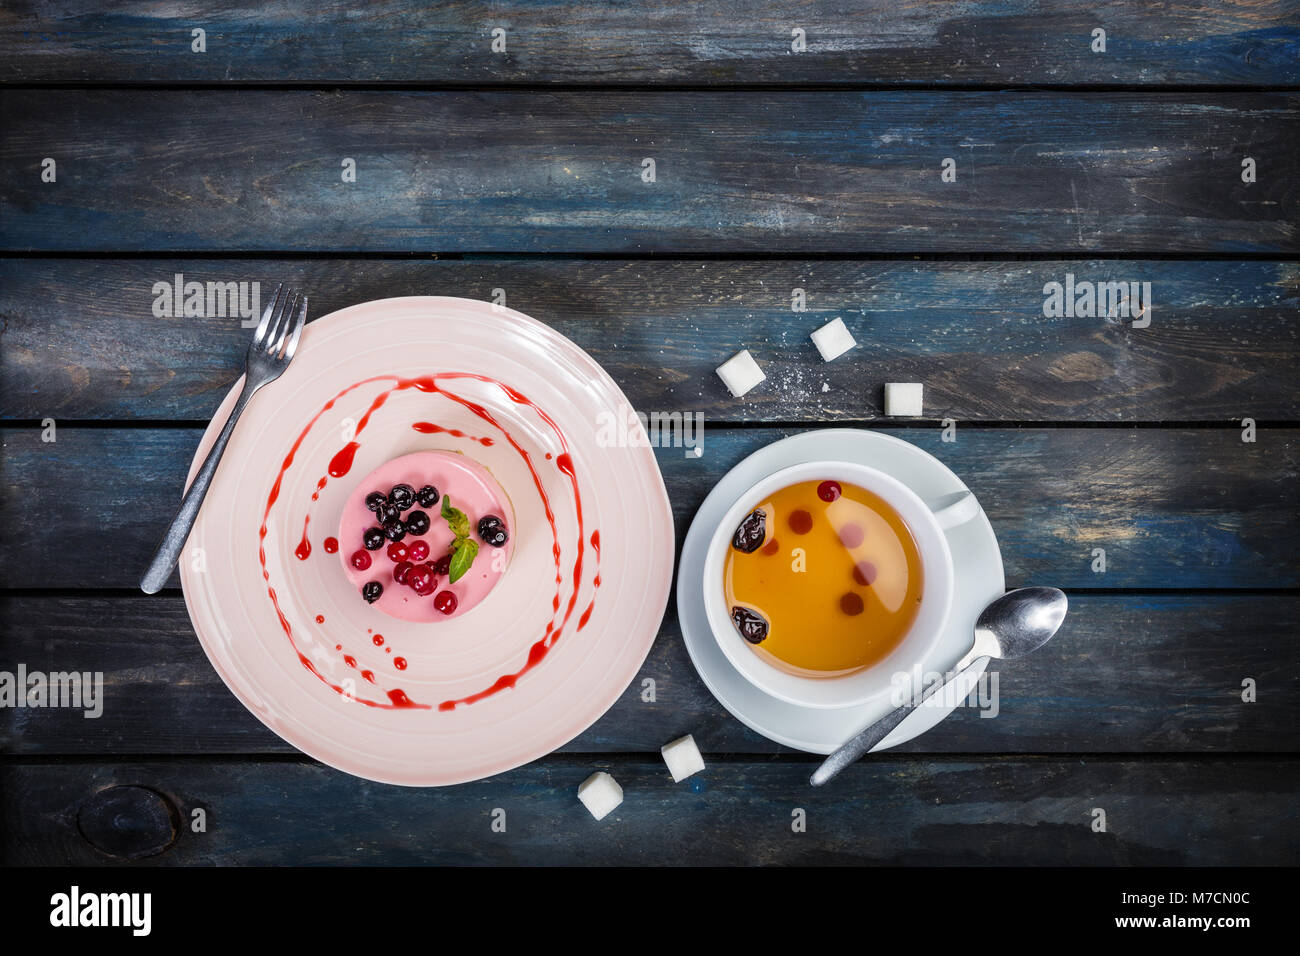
[440,494,477,582]
[448,538,479,583]
[440,495,470,538]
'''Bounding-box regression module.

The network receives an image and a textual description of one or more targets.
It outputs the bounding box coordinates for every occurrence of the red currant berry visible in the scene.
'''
[852,561,877,586]
[387,541,408,562]
[407,539,430,563]
[818,480,842,502]
[433,590,458,614]
[408,566,434,595]
[392,560,414,585]
[350,550,372,571]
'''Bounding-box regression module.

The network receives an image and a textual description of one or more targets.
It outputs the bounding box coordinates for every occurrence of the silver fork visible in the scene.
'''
[140,284,308,594]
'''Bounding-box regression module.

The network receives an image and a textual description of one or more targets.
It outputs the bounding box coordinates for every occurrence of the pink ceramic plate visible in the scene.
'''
[178,297,674,786]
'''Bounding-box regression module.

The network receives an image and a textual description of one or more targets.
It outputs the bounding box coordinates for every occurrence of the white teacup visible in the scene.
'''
[702,459,981,710]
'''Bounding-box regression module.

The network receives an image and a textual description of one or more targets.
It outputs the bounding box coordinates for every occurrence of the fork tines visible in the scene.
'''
[251,283,307,362]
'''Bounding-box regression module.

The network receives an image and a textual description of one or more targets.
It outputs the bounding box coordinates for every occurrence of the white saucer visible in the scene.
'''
[678,429,1006,754]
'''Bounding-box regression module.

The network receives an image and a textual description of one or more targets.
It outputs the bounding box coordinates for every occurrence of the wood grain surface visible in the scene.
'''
[2,90,1297,253]
[1,0,1296,868]
[2,1,1297,86]
[3,757,1296,865]
[3,258,1297,422]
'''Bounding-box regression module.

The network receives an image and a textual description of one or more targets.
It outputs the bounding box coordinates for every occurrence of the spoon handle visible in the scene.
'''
[809,656,989,787]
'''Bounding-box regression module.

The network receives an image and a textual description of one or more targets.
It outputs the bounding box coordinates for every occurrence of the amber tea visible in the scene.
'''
[724,478,923,676]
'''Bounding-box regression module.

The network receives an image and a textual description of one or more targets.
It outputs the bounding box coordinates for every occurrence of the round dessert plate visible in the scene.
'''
[179,297,674,786]
[678,429,1005,754]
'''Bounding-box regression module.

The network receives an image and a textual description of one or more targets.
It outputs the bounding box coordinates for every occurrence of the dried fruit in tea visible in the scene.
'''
[731,509,767,553]
[730,605,769,644]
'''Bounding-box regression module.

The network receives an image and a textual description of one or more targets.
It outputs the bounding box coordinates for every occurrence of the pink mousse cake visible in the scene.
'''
[339,451,513,622]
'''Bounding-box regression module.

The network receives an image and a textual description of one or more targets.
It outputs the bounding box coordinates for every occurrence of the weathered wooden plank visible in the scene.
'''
[4,258,1297,423]
[2,756,1295,865]
[2,1,1297,86]
[1,594,1294,755]
[2,91,1296,253]
[2,426,1294,589]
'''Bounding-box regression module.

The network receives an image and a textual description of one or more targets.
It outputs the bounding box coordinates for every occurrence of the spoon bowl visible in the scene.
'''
[971,586,1069,662]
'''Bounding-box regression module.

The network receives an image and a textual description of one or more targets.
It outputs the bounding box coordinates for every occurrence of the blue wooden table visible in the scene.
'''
[1,2,1298,865]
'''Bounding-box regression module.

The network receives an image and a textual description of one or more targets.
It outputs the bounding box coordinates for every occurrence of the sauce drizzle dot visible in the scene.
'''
[294,515,311,560]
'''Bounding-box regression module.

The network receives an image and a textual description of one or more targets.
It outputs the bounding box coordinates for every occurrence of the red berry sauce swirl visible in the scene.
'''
[258,373,598,711]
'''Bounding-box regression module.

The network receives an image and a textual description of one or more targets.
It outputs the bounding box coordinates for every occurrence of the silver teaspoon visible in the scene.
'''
[809,587,1068,787]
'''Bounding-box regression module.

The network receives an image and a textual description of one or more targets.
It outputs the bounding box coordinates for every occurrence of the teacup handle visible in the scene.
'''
[931,491,981,531]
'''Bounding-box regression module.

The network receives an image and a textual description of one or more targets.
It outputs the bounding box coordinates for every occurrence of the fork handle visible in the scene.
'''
[139,377,259,594]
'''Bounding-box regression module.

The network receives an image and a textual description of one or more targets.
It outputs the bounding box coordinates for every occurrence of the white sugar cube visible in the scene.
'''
[716,349,765,398]
[577,771,623,821]
[810,317,856,362]
[661,734,706,782]
[884,382,924,417]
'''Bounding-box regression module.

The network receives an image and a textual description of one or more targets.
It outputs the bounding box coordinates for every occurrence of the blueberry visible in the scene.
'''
[731,510,766,553]
[405,510,430,535]
[364,491,387,513]
[362,581,383,604]
[730,606,769,644]
[389,484,415,511]
[382,518,407,542]
[374,502,400,524]
[416,485,440,508]
[477,514,509,547]
[362,528,385,551]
